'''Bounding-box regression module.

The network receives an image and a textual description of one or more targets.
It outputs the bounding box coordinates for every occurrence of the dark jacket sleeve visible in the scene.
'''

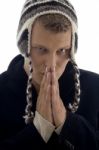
[0,72,46,150]
[58,112,99,150]
[0,124,46,150]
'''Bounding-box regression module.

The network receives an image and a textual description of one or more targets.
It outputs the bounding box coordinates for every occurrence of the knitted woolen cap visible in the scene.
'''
[17,0,78,58]
[16,0,80,124]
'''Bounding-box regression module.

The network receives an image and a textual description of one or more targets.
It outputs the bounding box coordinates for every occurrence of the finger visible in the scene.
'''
[51,83,56,101]
[45,73,53,122]
[38,68,47,102]
[40,67,47,89]
[45,72,51,101]
[51,70,59,95]
[44,69,52,93]
[51,69,56,85]
[41,67,51,87]
[37,69,51,110]
[51,70,58,100]
[40,69,51,101]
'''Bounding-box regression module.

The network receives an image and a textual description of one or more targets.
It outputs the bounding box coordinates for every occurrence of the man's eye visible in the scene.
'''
[58,49,66,54]
[33,47,47,53]
[59,49,66,53]
[57,48,71,57]
[37,47,44,51]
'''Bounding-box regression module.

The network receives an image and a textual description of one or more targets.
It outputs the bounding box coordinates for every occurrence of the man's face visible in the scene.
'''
[30,21,72,86]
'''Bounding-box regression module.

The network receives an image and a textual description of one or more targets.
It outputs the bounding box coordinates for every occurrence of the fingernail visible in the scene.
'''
[52,67,55,72]
[46,67,47,72]
[53,67,55,72]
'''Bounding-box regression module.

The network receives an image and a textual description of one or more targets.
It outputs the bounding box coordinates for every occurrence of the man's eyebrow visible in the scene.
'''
[31,44,71,50]
[31,44,47,49]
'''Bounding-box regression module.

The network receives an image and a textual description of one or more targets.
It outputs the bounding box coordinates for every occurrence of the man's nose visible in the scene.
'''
[46,54,56,72]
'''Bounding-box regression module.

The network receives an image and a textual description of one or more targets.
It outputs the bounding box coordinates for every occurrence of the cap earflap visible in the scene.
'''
[17,29,28,57]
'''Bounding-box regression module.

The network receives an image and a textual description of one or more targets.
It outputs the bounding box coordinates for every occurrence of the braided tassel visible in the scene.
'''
[23,55,34,124]
[68,60,80,113]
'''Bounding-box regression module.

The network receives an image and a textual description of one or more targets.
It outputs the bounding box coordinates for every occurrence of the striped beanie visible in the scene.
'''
[17,0,80,124]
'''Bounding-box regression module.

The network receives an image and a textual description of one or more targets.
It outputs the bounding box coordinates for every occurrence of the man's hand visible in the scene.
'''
[36,67,66,127]
[51,68,66,128]
[36,68,54,124]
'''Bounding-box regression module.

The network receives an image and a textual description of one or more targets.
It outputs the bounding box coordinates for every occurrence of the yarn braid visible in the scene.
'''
[68,60,80,113]
[23,55,34,124]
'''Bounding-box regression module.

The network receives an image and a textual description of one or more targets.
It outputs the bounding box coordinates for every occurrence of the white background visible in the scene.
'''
[0,0,99,73]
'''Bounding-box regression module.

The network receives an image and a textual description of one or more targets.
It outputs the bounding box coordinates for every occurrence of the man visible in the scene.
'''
[0,0,99,149]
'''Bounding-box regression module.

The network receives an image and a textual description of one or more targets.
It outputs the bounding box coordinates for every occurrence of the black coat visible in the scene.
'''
[0,55,99,150]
